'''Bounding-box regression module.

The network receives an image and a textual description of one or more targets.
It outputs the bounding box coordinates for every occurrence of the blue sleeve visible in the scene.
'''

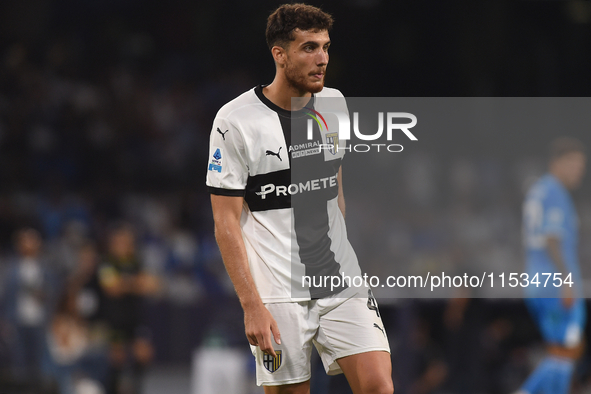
[540,188,566,238]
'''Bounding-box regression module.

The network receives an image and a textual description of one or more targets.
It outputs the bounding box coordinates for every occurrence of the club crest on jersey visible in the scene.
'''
[325,132,338,155]
[263,350,282,373]
[208,147,223,173]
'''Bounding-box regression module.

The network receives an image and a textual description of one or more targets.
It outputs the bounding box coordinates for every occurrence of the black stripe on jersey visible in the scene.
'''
[208,187,245,197]
[289,107,345,299]
[278,114,292,166]
[293,194,346,298]
[245,169,291,211]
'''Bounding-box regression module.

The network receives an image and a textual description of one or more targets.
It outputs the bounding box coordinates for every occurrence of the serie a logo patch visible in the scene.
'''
[208,147,223,173]
[263,350,282,373]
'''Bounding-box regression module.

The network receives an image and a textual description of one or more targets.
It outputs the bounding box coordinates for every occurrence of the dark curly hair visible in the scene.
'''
[266,3,333,50]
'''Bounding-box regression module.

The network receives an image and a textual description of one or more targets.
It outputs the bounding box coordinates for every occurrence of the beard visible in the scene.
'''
[284,58,325,94]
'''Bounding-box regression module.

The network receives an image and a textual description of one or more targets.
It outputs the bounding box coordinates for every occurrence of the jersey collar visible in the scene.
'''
[255,85,315,118]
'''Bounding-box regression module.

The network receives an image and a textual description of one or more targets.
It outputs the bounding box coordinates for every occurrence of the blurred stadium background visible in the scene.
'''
[1,1,591,393]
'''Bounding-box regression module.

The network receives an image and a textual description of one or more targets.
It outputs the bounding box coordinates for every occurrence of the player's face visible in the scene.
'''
[283,29,330,94]
[560,151,586,190]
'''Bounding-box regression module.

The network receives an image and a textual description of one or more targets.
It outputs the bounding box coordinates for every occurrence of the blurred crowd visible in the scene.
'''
[1,225,160,394]
[0,29,248,392]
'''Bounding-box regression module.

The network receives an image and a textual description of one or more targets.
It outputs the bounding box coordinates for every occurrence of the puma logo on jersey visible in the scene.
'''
[266,147,282,161]
[217,128,229,140]
[373,323,385,336]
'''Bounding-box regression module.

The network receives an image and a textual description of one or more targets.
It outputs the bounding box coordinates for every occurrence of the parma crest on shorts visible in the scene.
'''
[263,350,282,373]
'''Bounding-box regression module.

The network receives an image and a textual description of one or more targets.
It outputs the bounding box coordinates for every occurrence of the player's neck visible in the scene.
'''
[263,78,312,111]
[549,169,573,191]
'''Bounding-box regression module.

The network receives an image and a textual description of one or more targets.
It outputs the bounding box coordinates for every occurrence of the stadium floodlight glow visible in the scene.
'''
[306,111,418,141]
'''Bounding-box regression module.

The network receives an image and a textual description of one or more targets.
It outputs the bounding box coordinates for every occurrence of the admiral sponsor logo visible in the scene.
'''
[292,147,320,158]
[255,174,338,199]
[208,147,223,172]
[290,140,322,158]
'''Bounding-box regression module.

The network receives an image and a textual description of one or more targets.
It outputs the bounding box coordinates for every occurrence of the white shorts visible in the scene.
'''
[251,289,390,386]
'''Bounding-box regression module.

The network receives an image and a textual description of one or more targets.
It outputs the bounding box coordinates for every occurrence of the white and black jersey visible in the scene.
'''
[207,85,362,303]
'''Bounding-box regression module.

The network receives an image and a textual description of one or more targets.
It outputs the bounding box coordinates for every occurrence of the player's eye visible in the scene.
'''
[304,46,313,52]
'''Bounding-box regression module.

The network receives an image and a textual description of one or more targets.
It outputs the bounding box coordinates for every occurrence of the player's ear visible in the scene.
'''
[271,45,286,67]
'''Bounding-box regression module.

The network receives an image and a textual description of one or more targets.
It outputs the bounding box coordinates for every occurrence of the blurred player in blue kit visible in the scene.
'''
[518,138,587,394]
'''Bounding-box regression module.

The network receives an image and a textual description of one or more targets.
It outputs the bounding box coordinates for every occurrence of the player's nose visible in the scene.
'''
[316,49,328,65]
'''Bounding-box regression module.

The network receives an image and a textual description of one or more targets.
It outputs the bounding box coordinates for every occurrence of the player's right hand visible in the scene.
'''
[244,303,282,358]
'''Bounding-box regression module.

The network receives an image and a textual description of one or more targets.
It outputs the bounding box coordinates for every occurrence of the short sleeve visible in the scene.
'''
[206,117,249,196]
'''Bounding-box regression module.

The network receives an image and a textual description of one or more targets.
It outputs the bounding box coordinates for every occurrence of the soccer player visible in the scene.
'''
[206,4,393,394]
[518,137,587,394]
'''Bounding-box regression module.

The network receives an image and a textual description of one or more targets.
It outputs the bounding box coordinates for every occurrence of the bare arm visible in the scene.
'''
[547,235,574,307]
[547,236,568,275]
[337,166,346,218]
[211,194,281,356]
